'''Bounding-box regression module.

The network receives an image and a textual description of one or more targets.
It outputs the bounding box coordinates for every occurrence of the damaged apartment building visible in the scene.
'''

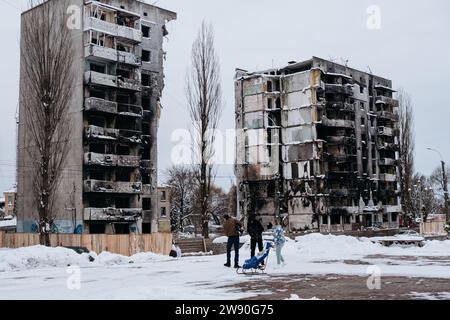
[235,57,401,232]
[17,0,176,234]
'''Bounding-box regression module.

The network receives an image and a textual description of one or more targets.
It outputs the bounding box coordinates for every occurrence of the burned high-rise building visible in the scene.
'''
[235,57,401,232]
[17,0,176,234]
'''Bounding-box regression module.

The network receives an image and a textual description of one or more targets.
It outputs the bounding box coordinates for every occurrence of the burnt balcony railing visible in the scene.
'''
[84,16,142,43]
[85,125,119,141]
[84,180,142,194]
[321,117,355,129]
[117,103,143,117]
[328,188,358,197]
[374,96,399,108]
[85,71,117,88]
[325,136,356,145]
[377,111,399,122]
[326,102,355,112]
[378,141,399,151]
[117,76,141,92]
[378,173,397,182]
[378,126,394,136]
[378,189,399,198]
[84,71,141,92]
[85,97,118,114]
[118,129,142,144]
[84,207,142,221]
[84,44,141,66]
[327,171,357,180]
[324,153,357,162]
[84,152,140,167]
[379,158,397,166]
[324,83,354,95]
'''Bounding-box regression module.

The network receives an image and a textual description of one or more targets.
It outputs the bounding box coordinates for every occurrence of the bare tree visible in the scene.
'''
[410,173,440,220]
[21,0,74,245]
[397,88,415,219]
[164,165,197,233]
[185,21,223,238]
[430,164,450,215]
[209,185,228,225]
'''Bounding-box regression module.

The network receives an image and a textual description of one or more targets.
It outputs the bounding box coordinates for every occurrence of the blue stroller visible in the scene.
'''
[236,242,273,275]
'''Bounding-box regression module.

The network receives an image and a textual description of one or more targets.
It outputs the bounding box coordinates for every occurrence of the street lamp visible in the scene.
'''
[427,147,449,222]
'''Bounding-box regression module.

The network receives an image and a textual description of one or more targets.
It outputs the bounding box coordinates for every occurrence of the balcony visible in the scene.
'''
[84,180,142,194]
[85,97,117,114]
[324,83,354,95]
[84,16,142,43]
[327,171,357,180]
[375,96,399,108]
[378,141,399,151]
[84,44,141,66]
[324,153,357,162]
[321,117,355,129]
[379,158,397,166]
[378,126,394,136]
[84,207,142,221]
[84,71,141,92]
[379,173,397,182]
[118,103,143,117]
[377,111,399,122]
[379,189,399,198]
[326,102,355,112]
[326,136,356,145]
[85,71,116,88]
[85,125,119,141]
[117,76,141,92]
[118,129,142,144]
[84,152,140,167]
[328,188,350,197]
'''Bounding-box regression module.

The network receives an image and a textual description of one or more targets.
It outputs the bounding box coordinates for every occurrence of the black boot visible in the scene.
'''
[224,262,231,267]
[234,263,241,268]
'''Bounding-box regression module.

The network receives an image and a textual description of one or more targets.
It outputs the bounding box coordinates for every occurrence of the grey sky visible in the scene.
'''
[1,0,449,193]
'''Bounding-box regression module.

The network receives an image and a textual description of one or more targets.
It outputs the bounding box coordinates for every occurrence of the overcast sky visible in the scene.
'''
[1,0,449,193]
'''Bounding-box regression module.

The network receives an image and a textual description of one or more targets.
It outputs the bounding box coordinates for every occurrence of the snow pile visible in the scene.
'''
[285,294,320,300]
[0,246,171,271]
[0,246,92,272]
[293,233,383,260]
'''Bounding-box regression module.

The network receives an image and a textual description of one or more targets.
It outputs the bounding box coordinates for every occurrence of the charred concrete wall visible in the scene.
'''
[235,57,401,232]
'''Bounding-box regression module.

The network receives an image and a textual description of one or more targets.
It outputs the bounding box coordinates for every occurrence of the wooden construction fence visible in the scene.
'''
[0,232,172,256]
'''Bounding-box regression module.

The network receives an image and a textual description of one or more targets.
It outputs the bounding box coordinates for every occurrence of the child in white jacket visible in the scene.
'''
[271,218,286,266]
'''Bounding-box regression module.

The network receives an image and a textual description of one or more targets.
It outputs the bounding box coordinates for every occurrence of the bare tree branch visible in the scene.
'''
[21,0,74,245]
[397,88,415,219]
[185,21,223,238]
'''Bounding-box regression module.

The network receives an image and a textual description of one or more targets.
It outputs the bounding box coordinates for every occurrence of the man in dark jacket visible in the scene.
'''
[248,216,264,258]
[223,214,242,268]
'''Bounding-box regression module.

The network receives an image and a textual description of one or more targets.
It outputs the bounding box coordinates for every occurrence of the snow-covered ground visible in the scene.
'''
[0,234,450,300]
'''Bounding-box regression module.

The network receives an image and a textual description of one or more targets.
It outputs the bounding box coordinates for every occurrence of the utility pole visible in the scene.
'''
[427,148,449,223]
[441,160,449,221]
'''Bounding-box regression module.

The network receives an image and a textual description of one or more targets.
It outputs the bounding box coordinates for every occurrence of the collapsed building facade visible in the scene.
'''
[235,57,401,232]
[17,0,176,234]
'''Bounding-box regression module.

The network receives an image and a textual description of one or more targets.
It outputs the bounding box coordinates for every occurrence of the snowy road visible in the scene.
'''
[0,234,449,300]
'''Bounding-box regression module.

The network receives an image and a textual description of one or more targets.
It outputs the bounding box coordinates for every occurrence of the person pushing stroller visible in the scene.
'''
[247,215,265,264]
